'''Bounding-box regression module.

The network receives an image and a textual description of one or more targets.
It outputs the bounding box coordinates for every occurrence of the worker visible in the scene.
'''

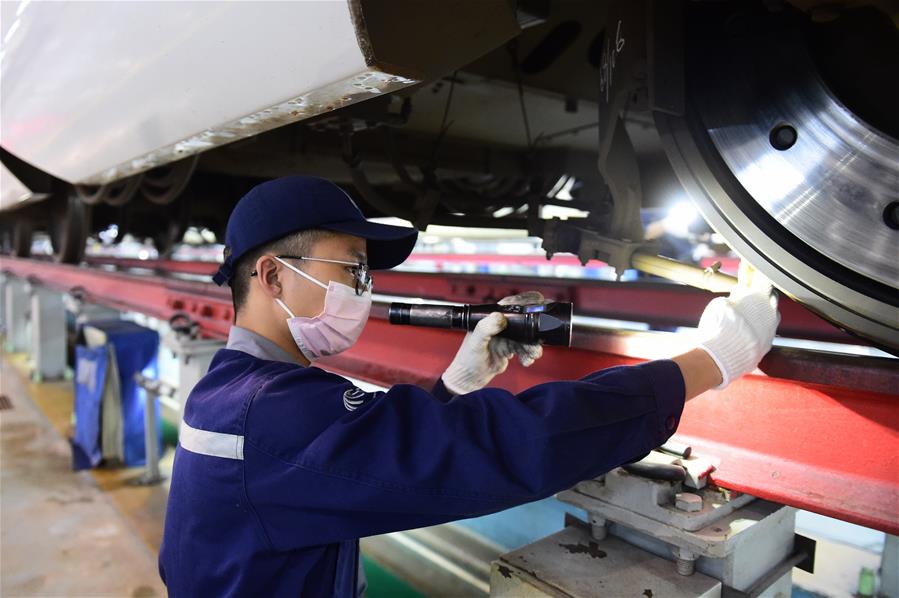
[159,175,779,597]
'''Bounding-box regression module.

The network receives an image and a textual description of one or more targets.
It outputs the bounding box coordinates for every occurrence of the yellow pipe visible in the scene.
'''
[630,252,737,294]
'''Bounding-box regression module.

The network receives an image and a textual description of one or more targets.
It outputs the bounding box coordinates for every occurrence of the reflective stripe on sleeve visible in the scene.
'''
[179,419,244,460]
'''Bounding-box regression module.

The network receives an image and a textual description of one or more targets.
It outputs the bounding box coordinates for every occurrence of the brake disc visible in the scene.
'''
[655,6,899,351]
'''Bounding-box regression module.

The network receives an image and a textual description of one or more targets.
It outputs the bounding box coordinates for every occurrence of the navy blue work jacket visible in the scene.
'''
[159,348,685,597]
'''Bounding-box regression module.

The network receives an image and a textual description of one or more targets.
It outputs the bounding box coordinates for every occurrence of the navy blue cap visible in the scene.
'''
[213,176,418,286]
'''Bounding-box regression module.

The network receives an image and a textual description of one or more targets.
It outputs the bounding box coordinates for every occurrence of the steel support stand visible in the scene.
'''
[160,330,224,422]
[29,285,67,381]
[0,272,8,338]
[141,382,162,484]
[882,534,898,598]
[492,447,811,597]
[63,291,121,326]
[129,327,222,485]
[4,276,29,352]
[131,374,171,486]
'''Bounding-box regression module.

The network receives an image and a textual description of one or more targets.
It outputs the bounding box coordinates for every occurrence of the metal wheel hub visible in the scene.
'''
[657,7,898,350]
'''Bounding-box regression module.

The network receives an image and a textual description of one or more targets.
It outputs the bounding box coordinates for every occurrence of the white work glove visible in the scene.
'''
[697,263,780,389]
[441,291,546,395]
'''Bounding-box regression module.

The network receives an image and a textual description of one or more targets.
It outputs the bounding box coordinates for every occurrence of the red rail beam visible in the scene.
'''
[84,256,854,344]
[4,257,897,533]
[323,318,899,535]
[15,258,235,338]
[84,256,220,278]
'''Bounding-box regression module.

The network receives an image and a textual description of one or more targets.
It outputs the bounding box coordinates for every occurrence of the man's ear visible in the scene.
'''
[254,255,282,298]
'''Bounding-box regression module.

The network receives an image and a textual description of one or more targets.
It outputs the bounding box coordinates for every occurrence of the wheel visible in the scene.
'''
[11,218,32,257]
[655,5,898,351]
[49,194,90,263]
[152,220,185,258]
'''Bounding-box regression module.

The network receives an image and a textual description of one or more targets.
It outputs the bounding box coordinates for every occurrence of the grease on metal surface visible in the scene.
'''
[80,70,418,186]
[558,542,607,559]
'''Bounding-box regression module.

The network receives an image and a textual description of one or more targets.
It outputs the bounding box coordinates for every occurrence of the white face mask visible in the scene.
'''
[274,257,372,361]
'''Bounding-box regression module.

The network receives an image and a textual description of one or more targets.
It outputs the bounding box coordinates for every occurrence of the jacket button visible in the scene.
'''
[666,416,676,431]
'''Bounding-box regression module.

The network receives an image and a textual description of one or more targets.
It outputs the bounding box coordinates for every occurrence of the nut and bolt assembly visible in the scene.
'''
[590,515,608,541]
[675,492,703,512]
[671,546,698,576]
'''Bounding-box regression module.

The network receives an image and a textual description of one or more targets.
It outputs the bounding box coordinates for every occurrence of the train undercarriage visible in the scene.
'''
[1,0,896,350]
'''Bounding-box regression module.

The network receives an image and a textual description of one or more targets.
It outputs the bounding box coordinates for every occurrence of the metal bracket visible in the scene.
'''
[131,373,176,486]
[722,534,816,598]
[541,220,658,279]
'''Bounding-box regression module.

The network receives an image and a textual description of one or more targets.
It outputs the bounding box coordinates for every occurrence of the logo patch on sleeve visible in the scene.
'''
[343,386,380,411]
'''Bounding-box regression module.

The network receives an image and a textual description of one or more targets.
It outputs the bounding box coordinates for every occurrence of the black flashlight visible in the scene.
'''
[388,301,573,347]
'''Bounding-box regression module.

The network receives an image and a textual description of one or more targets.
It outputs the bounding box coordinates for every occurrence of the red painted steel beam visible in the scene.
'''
[5,257,234,340]
[84,256,854,344]
[675,382,899,537]
[4,256,897,533]
[85,256,220,277]
[324,320,899,534]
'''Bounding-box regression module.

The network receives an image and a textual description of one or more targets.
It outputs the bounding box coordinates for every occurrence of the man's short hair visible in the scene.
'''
[227,229,333,317]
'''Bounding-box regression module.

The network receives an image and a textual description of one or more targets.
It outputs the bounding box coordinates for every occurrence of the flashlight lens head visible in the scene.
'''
[536,302,573,347]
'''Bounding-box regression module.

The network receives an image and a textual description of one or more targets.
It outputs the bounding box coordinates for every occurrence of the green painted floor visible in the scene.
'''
[362,554,425,598]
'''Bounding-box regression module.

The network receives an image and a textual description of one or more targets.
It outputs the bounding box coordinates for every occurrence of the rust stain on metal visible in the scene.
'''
[79,70,418,186]
[558,542,607,559]
[507,558,539,579]
[346,0,376,67]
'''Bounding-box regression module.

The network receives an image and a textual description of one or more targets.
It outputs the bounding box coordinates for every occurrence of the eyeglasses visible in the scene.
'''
[251,255,372,296]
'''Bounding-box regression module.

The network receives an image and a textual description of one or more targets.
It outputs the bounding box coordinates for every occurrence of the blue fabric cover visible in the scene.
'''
[72,345,108,470]
[80,319,160,466]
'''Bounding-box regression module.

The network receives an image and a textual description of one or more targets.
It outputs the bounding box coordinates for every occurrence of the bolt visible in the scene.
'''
[671,547,697,576]
[675,492,703,512]
[676,557,696,576]
[590,516,608,541]
[659,441,692,458]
